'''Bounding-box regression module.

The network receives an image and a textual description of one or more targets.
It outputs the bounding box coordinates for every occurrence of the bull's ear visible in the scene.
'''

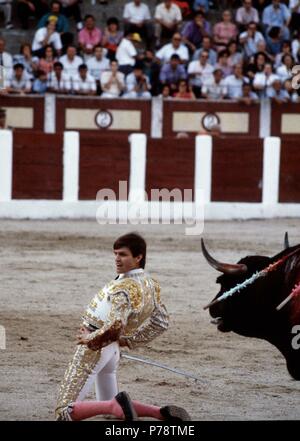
[284,232,290,250]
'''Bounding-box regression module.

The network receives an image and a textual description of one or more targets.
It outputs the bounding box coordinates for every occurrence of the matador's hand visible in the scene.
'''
[76,326,91,346]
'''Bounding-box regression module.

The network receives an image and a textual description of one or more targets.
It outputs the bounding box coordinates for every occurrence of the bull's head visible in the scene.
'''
[202,235,300,380]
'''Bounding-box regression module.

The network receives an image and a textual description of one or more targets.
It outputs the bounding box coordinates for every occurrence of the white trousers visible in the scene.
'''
[77,342,120,402]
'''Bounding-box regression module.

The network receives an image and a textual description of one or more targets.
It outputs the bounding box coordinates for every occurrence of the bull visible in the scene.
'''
[202,234,300,380]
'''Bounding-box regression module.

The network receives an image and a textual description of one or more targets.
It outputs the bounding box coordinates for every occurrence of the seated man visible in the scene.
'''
[73,63,97,96]
[123,61,152,98]
[47,61,71,93]
[6,63,32,94]
[100,60,125,98]
[123,0,153,49]
[154,0,182,46]
[159,53,187,95]
[78,14,103,61]
[238,82,259,105]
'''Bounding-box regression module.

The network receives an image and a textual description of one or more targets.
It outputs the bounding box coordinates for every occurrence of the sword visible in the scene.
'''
[121,352,204,382]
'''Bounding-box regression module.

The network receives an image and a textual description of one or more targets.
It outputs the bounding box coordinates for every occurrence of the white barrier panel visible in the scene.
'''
[128,133,147,202]
[63,131,80,202]
[0,130,13,202]
[262,137,281,206]
[195,135,212,204]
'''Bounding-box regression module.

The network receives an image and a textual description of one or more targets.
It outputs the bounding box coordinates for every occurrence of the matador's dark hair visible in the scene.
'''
[113,232,146,268]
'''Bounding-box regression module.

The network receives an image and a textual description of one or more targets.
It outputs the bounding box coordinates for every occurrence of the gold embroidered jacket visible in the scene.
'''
[82,268,169,350]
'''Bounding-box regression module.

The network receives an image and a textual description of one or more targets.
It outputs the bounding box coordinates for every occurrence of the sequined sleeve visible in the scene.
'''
[122,302,169,349]
[85,291,131,351]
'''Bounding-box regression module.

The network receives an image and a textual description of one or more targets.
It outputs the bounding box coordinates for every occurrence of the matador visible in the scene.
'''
[55,233,189,421]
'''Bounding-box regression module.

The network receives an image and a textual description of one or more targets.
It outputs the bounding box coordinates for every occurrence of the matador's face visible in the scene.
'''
[114,247,142,274]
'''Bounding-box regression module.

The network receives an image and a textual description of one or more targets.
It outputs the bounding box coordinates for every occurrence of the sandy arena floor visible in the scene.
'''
[0,219,300,421]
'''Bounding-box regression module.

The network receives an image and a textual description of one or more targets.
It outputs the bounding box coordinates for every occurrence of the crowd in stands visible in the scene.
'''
[0,0,300,102]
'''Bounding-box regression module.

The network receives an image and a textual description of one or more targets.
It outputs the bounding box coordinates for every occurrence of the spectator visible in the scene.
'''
[266,26,284,55]
[173,0,191,19]
[283,78,299,102]
[86,45,110,82]
[155,32,189,64]
[193,36,217,65]
[193,0,209,14]
[73,64,97,95]
[0,37,13,80]
[78,14,102,60]
[173,79,196,99]
[292,31,300,61]
[236,0,259,31]
[267,78,290,101]
[32,18,63,57]
[59,0,83,31]
[38,1,69,33]
[201,68,227,99]
[253,62,280,97]
[123,0,153,49]
[274,40,291,67]
[123,61,151,98]
[100,60,125,98]
[32,69,48,93]
[159,53,187,94]
[13,43,38,80]
[256,39,275,62]
[181,11,211,55]
[154,0,182,46]
[59,45,83,81]
[47,61,71,93]
[102,17,124,61]
[188,49,214,97]
[215,49,232,78]
[0,0,13,29]
[159,83,172,98]
[246,51,268,79]
[262,0,291,41]
[6,63,32,94]
[116,32,140,75]
[224,63,249,98]
[239,22,265,58]
[38,45,57,74]
[142,50,161,95]
[17,0,49,30]
[289,0,300,33]
[213,10,238,52]
[276,53,294,81]
[227,40,243,68]
[238,82,259,104]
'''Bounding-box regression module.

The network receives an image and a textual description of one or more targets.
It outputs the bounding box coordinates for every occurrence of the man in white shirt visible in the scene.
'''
[154,0,182,45]
[116,33,140,75]
[201,68,227,100]
[236,0,259,30]
[47,61,71,93]
[123,61,151,98]
[155,33,189,64]
[188,50,214,97]
[239,22,265,58]
[87,45,110,81]
[73,64,97,95]
[59,45,83,81]
[253,62,280,97]
[101,60,125,98]
[6,63,32,94]
[224,63,249,98]
[123,0,153,49]
[0,36,13,80]
[32,19,63,57]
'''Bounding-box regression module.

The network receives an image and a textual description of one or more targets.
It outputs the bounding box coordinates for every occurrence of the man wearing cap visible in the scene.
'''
[116,32,141,75]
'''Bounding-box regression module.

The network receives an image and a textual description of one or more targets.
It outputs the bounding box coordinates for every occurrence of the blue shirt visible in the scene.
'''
[159,63,187,84]
[262,4,291,28]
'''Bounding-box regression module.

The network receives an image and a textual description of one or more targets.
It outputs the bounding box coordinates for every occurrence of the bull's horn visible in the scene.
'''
[201,239,248,274]
[284,232,290,249]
